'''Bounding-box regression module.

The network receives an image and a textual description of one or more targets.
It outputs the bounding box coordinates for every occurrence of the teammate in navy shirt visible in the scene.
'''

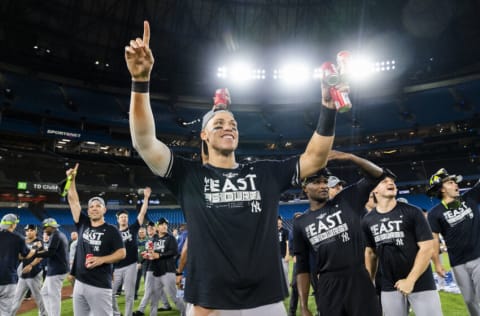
[293,151,385,316]
[126,21,340,315]
[363,176,442,316]
[66,163,126,316]
[10,224,47,316]
[34,218,69,316]
[427,168,480,315]
[0,213,37,315]
[112,187,149,316]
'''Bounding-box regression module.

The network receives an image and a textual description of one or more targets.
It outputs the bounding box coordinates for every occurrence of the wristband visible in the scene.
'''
[132,81,150,93]
[315,106,336,136]
[176,271,183,276]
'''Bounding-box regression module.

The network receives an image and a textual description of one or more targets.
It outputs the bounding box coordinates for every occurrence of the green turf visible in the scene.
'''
[19,254,468,315]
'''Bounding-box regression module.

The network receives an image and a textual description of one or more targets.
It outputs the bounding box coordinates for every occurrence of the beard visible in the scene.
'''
[312,194,328,204]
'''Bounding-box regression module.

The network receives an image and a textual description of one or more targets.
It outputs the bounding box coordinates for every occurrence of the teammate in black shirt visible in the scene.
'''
[427,168,480,315]
[293,151,384,316]
[363,175,442,316]
[66,163,126,316]
[126,21,342,316]
[112,187,149,316]
[149,217,185,315]
[10,224,47,316]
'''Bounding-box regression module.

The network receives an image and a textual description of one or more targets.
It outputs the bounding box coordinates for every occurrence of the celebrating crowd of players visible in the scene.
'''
[1,19,480,316]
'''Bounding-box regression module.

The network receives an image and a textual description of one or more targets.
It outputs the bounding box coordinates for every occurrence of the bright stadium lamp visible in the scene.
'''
[274,62,310,86]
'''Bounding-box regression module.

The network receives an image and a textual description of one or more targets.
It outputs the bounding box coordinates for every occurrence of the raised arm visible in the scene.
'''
[298,85,337,179]
[137,187,151,225]
[66,163,81,223]
[328,150,383,178]
[125,21,172,177]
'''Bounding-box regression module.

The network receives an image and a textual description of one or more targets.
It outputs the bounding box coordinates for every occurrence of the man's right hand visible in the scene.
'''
[435,264,446,278]
[125,21,154,81]
[143,186,152,199]
[66,163,79,179]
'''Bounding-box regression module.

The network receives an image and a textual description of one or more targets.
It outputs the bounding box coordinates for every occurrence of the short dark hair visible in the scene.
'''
[116,210,129,217]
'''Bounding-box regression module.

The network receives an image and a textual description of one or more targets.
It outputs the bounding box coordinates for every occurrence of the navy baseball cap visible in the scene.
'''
[302,168,332,187]
[24,224,37,231]
[156,217,169,225]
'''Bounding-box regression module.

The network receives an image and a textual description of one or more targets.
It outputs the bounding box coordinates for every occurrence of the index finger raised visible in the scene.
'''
[143,20,150,46]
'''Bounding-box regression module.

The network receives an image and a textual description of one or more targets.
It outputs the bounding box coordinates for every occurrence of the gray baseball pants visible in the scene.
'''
[452,256,480,316]
[112,262,137,316]
[41,273,67,316]
[73,279,113,316]
[10,273,47,316]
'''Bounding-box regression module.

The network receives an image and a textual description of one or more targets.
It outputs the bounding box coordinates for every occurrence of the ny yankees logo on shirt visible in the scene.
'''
[121,230,133,243]
[154,239,166,252]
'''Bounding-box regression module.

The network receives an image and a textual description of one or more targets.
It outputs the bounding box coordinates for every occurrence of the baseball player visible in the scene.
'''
[34,218,69,316]
[0,214,37,315]
[293,151,386,316]
[149,218,185,315]
[112,187,150,316]
[363,175,442,316]
[10,224,47,316]
[66,163,126,316]
[126,20,339,316]
[427,168,480,315]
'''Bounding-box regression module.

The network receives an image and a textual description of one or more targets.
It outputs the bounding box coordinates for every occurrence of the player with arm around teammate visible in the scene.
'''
[293,151,387,316]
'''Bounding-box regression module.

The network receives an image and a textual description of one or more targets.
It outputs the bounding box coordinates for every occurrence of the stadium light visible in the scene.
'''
[216,62,265,83]
[274,63,310,85]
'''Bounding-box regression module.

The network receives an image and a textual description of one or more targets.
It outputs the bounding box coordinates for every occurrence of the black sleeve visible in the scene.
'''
[361,214,376,249]
[335,178,377,217]
[293,218,310,274]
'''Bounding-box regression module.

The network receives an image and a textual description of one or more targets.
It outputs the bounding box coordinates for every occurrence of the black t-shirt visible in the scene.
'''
[362,202,436,292]
[293,178,376,274]
[21,238,43,279]
[278,227,289,258]
[428,180,480,267]
[161,154,300,309]
[152,233,178,277]
[36,230,69,276]
[115,220,141,268]
[0,230,29,285]
[72,213,124,289]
